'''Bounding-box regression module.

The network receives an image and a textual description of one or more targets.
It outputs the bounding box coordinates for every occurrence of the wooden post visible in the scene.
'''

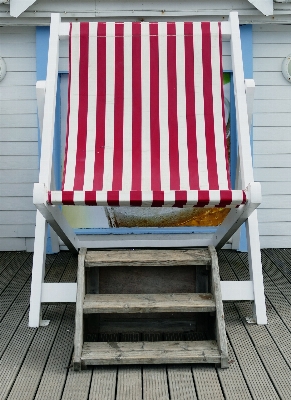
[209,246,228,368]
[74,248,87,371]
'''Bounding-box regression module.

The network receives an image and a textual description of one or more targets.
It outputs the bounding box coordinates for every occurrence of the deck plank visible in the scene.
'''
[0,308,41,399]
[1,253,72,400]
[218,251,280,400]
[7,305,66,400]
[61,369,92,400]
[192,366,224,400]
[237,301,291,400]
[167,365,197,400]
[0,251,17,275]
[217,339,252,400]
[2,250,291,399]
[0,252,30,294]
[116,366,142,400]
[34,305,75,400]
[0,254,57,359]
[0,253,32,319]
[143,366,169,400]
[230,252,291,400]
[88,367,117,400]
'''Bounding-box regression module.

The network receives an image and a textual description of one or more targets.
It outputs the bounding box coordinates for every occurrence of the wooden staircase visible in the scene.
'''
[73,246,228,370]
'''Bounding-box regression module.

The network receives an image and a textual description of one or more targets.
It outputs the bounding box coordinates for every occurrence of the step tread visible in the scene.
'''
[81,340,221,365]
[83,293,216,314]
[85,248,211,267]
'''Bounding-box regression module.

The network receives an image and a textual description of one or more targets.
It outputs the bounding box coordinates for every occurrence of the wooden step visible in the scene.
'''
[85,248,211,268]
[83,293,216,314]
[81,340,221,365]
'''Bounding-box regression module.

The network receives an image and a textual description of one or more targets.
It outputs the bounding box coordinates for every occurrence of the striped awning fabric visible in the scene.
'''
[49,21,247,207]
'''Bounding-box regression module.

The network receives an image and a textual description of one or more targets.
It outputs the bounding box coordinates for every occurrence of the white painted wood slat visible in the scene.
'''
[255,168,291,182]
[0,183,34,196]
[0,86,37,101]
[0,156,38,169]
[0,142,38,155]
[254,127,291,141]
[0,170,38,184]
[0,128,38,141]
[253,141,291,154]
[0,197,35,211]
[258,209,291,222]
[0,114,38,128]
[0,100,37,115]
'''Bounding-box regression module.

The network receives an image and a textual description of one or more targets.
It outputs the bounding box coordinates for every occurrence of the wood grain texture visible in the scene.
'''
[143,367,169,400]
[168,366,197,400]
[73,248,86,371]
[81,341,220,365]
[83,293,215,314]
[88,367,117,400]
[192,366,224,400]
[116,366,142,400]
[209,246,228,368]
[85,249,211,268]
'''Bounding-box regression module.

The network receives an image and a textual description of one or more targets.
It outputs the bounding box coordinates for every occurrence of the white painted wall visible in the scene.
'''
[0,26,37,251]
[253,24,291,248]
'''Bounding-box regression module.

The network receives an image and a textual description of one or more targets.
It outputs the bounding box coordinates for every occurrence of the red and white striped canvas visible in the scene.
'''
[49,21,247,207]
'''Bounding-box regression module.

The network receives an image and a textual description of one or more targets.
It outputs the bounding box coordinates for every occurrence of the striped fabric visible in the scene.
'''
[49,21,247,207]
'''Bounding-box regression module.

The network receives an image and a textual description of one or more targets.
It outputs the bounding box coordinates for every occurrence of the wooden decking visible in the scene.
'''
[1,249,291,399]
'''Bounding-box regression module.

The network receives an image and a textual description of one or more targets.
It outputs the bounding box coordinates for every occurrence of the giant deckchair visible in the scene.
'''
[30,12,267,368]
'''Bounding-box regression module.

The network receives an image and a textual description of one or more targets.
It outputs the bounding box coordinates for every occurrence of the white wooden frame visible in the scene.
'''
[29,12,267,328]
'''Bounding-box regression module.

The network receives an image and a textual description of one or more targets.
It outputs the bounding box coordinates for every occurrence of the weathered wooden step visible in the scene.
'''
[85,248,211,268]
[83,293,215,314]
[81,340,221,365]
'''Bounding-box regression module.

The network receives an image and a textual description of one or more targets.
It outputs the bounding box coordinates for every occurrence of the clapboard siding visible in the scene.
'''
[253,99,291,113]
[260,236,291,248]
[0,142,38,156]
[255,127,291,141]
[254,154,291,168]
[258,209,291,222]
[0,26,37,251]
[253,141,291,154]
[0,156,38,170]
[0,86,37,100]
[261,182,291,195]
[0,197,36,211]
[255,168,291,182]
[253,25,291,247]
[0,183,34,196]
[0,128,38,142]
[255,86,291,100]
[0,225,35,238]
[0,211,36,225]
[0,170,38,183]
[0,100,37,114]
[259,222,291,236]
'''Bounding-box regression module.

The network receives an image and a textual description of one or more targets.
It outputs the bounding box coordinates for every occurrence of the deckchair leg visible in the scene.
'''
[246,210,267,325]
[29,211,48,328]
